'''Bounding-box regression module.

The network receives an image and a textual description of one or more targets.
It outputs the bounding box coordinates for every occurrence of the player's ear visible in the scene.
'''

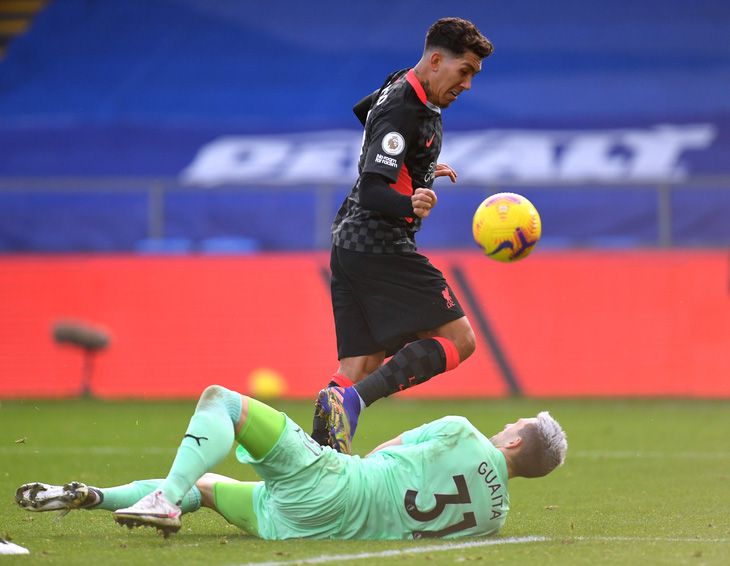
[430,50,443,71]
[505,436,522,449]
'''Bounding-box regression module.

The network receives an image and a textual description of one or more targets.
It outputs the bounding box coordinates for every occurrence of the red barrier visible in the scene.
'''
[449,250,730,397]
[0,251,727,399]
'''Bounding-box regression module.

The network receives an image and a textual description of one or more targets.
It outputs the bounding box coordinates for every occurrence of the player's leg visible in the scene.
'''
[311,245,386,446]
[352,316,472,407]
[316,326,467,455]
[337,354,387,383]
[196,400,350,540]
[196,474,260,537]
[196,473,233,512]
[317,250,472,453]
[114,384,244,536]
[311,360,385,446]
[158,385,243,503]
[417,315,476,361]
[96,480,202,513]
[115,389,285,537]
[235,412,350,539]
[353,314,476,405]
[347,251,473,403]
[16,480,202,516]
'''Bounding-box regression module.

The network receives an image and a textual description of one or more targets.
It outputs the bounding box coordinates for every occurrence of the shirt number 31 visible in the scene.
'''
[404,474,477,538]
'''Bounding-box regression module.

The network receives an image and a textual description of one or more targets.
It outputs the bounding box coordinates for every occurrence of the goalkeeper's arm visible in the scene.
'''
[365,434,403,458]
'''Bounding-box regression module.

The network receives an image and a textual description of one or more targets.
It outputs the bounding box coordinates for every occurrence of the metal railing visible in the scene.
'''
[0,175,728,249]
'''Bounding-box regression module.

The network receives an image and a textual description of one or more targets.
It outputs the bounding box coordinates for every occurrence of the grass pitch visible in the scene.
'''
[1,397,729,565]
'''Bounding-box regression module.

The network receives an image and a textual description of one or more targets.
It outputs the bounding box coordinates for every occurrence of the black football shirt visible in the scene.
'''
[332,68,443,253]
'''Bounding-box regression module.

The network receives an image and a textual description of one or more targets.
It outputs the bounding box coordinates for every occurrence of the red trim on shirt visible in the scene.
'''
[406,69,428,105]
[391,163,412,196]
[391,163,414,223]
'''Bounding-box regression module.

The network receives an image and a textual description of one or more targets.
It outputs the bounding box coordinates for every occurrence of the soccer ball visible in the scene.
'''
[472,193,542,262]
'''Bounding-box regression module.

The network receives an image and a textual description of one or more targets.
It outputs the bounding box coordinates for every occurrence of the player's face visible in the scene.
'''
[489,417,536,446]
[432,50,482,108]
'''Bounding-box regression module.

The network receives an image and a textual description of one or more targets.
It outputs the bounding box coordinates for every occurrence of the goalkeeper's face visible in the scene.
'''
[489,417,536,447]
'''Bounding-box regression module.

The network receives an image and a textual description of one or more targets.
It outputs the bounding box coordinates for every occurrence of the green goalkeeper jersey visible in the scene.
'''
[241,415,509,540]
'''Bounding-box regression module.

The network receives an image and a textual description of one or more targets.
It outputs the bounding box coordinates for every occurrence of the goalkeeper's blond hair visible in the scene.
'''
[511,411,567,478]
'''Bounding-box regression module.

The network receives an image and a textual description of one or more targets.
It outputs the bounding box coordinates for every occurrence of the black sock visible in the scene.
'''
[353,339,447,406]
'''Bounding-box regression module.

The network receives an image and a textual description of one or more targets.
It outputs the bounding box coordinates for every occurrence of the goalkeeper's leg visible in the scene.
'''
[114,385,285,536]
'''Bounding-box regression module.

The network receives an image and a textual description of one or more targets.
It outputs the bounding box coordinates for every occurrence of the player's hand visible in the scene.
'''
[412,188,437,218]
[434,163,457,183]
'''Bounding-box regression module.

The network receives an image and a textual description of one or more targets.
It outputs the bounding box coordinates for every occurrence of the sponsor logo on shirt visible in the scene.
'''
[425,161,437,184]
[375,153,398,168]
[382,132,405,156]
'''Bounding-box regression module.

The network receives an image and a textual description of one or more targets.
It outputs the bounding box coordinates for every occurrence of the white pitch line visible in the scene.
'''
[572,450,730,459]
[231,535,730,566]
[231,536,547,566]
[572,537,730,543]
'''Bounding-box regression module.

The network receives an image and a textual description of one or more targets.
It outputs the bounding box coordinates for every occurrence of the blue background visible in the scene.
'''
[1,0,728,251]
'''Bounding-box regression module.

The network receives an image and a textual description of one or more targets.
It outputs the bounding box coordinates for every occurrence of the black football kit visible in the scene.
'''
[332,68,443,254]
[330,68,465,358]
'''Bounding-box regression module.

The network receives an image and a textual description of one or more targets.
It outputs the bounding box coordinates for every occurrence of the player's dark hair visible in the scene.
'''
[425,17,493,59]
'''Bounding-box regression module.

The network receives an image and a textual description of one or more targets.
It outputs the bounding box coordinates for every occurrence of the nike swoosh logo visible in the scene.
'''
[426,133,435,147]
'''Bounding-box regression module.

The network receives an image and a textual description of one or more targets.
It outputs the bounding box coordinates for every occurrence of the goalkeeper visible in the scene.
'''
[16,385,566,540]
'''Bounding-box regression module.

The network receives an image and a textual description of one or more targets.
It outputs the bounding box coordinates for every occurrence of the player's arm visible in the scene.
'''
[366,418,468,457]
[361,174,437,219]
[365,434,403,457]
[359,172,414,217]
[353,91,378,126]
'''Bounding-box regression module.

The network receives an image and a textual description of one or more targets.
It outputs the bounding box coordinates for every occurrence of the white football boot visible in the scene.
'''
[113,490,182,538]
[0,537,29,555]
[15,482,101,518]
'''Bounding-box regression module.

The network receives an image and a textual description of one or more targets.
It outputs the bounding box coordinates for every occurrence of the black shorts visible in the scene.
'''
[330,245,466,358]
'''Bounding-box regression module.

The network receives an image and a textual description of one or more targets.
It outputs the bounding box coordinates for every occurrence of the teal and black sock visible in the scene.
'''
[157,385,242,505]
[353,338,451,406]
[94,480,201,514]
